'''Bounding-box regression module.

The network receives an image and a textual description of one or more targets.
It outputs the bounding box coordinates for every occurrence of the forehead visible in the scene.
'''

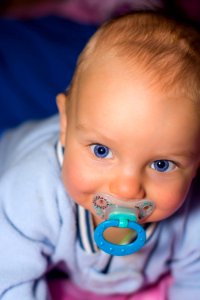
[70,55,200,145]
[75,54,195,108]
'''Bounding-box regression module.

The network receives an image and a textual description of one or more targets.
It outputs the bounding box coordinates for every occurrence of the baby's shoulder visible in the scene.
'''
[0,115,59,174]
[0,115,73,243]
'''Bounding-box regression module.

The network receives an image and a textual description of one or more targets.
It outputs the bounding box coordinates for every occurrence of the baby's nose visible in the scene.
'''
[109,172,145,201]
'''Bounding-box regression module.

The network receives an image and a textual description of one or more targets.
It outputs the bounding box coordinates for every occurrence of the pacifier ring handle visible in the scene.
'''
[94,219,146,256]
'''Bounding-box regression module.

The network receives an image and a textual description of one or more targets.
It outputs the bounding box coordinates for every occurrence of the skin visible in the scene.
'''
[57,54,200,242]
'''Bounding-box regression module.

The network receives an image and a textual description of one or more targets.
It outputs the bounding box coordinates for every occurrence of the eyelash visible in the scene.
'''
[150,160,177,173]
[90,144,113,159]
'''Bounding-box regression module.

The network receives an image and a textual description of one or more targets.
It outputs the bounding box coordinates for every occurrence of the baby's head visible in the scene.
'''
[57,12,200,224]
[70,11,200,102]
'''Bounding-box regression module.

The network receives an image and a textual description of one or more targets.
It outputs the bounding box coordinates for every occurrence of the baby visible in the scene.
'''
[0,11,200,300]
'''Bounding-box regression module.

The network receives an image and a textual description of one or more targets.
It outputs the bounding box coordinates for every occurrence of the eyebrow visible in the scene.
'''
[151,150,197,160]
[76,123,94,134]
[76,123,198,159]
[76,123,88,131]
[76,122,114,142]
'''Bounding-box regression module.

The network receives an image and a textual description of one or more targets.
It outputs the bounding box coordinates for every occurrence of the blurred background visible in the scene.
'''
[1,0,200,25]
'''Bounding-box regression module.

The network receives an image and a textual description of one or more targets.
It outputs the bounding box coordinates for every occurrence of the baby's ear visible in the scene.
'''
[56,93,68,146]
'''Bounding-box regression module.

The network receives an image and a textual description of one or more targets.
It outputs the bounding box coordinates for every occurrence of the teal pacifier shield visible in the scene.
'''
[94,219,146,256]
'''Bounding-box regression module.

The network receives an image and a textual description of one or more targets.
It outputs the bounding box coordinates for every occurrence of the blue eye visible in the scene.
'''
[91,144,112,159]
[151,160,175,172]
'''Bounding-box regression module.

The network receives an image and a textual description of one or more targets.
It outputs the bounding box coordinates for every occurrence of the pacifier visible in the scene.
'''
[93,193,155,256]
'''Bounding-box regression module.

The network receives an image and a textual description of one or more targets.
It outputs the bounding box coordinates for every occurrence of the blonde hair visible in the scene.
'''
[70,11,200,102]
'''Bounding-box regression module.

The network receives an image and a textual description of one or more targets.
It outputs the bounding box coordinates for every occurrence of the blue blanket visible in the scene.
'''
[0,16,97,132]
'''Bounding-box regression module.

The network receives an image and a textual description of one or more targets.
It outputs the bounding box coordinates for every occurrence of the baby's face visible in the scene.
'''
[59,55,200,224]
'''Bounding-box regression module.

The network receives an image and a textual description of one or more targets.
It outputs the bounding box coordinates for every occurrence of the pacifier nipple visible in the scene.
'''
[93,193,155,256]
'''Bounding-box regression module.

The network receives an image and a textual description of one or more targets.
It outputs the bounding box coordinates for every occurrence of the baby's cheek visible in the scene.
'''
[154,182,191,217]
[62,161,96,195]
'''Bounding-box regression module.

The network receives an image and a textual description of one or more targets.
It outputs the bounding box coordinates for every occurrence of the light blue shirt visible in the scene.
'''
[0,115,200,299]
